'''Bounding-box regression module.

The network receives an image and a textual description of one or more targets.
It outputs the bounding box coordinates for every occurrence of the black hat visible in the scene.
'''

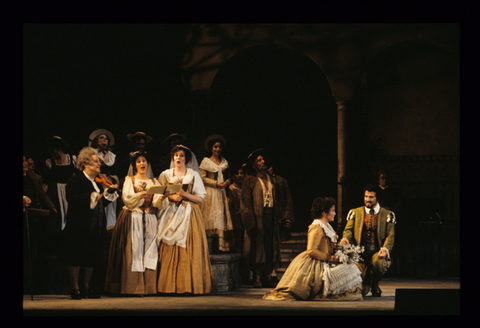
[127,131,153,144]
[246,148,266,174]
[47,136,69,151]
[162,133,187,146]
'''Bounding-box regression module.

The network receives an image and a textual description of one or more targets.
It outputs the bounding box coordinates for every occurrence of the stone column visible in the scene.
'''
[336,99,348,227]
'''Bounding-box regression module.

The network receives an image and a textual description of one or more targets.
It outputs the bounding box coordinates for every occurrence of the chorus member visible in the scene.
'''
[155,133,187,176]
[199,134,234,252]
[44,136,77,230]
[26,155,47,191]
[120,131,154,179]
[105,151,169,295]
[376,170,402,212]
[60,147,119,299]
[267,163,295,241]
[89,128,119,230]
[240,148,282,288]
[340,184,396,297]
[263,197,362,301]
[229,164,246,254]
[23,155,58,293]
[156,145,213,294]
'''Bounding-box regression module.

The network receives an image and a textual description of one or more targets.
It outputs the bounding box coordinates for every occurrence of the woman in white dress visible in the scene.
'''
[156,145,213,294]
[104,151,169,295]
[199,134,234,252]
[263,197,363,301]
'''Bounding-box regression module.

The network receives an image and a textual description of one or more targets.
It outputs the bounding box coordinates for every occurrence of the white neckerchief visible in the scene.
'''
[96,149,116,166]
[310,219,337,243]
[199,157,229,182]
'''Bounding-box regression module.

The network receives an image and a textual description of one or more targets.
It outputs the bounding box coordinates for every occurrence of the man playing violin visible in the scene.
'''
[60,147,120,299]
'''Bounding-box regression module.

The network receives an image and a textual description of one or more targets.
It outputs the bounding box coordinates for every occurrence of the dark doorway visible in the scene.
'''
[208,44,337,231]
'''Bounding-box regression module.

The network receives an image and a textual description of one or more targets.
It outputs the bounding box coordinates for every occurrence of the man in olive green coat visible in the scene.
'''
[340,184,396,297]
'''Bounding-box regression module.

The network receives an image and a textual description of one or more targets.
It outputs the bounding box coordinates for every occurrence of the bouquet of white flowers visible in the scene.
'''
[334,244,364,265]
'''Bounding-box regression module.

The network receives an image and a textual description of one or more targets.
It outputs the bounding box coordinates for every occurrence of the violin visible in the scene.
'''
[95,174,121,192]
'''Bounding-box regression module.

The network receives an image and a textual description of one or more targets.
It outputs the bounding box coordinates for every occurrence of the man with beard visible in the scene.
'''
[240,149,283,288]
[340,184,396,297]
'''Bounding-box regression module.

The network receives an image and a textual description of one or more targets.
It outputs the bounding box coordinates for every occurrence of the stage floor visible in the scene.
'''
[22,277,460,316]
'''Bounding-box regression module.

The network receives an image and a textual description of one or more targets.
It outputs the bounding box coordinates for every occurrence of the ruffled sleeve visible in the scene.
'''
[191,170,207,199]
[158,170,170,185]
[121,177,145,210]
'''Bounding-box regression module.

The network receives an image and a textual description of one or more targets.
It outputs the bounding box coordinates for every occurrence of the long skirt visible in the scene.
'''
[157,204,213,294]
[104,209,158,295]
[202,186,234,252]
[263,251,362,301]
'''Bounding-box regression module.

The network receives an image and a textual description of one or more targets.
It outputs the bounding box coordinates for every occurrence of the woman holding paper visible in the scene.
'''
[104,151,169,295]
[156,144,213,294]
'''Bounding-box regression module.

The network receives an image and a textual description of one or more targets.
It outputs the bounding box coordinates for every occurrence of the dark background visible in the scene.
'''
[23,24,339,231]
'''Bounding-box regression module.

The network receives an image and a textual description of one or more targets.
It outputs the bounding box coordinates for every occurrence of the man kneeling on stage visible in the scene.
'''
[339,184,396,297]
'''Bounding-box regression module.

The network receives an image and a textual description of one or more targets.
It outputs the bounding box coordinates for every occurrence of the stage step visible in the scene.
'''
[276,232,307,281]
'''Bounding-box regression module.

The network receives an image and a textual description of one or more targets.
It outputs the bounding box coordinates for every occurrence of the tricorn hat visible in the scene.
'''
[162,133,187,146]
[204,134,226,152]
[127,131,153,144]
[88,129,115,148]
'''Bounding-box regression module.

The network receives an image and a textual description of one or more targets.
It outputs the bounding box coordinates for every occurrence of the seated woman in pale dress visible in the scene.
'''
[263,197,363,301]
[104,151,169,295]
[199,134,234,252]
[156,145,213,294]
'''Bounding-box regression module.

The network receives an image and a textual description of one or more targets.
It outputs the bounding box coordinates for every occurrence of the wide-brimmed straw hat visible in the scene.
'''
[204,134,226,152]
[127,131,153,144]
[162,133,187,146]
[88,129,115,148]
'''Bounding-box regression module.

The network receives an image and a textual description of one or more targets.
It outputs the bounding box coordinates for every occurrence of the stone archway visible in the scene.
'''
[207,44,338,231]
[348,41,460,186]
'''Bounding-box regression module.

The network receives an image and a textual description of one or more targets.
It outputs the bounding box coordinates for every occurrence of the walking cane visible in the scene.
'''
[24,206,34,301]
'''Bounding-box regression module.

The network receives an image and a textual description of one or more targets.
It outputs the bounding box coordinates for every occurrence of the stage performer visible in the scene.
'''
[155,133,187,176]
[199,134,234,252]
[240,148,283,288]
[105,151,169,295]
[89,128,119,230]
[44,136,76,231]
[60,147,119,299]
[156,145,213,294]
[263,197,362,301]
[340,184,396,297]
